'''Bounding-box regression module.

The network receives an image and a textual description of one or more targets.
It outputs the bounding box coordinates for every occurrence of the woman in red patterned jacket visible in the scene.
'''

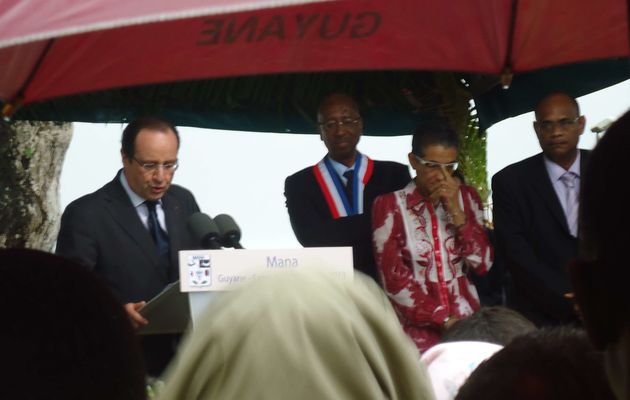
[372,121,493,353]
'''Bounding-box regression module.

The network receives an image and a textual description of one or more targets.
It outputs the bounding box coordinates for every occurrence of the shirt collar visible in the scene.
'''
[326,152,361,176]
[119,169,154,208]
[543,151,581,182]
[404,180,430,209]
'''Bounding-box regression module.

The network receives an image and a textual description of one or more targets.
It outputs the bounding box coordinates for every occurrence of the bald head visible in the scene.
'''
[533,92,584,169]
[317,93,360,121]
[535,92,580,120]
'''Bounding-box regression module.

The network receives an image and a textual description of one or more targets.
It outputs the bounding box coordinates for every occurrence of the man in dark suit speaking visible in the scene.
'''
[284,93,410,282]
[492,92,587,327]
[56,117,200,375]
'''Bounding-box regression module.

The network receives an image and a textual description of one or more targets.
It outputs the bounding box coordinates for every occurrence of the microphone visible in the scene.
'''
[187,212,222,249]
[214,214,244,249]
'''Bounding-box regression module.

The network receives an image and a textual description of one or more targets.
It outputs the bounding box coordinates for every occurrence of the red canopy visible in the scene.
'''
[0,0,627,110]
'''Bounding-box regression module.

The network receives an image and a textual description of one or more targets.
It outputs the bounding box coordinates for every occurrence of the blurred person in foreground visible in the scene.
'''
[570,109,630,399]
[419,306,535,399]
[372,120,492,353]
[0,248,146,400]
[421,341,502,400]
[440,306,536,346]
[159,271,436,400]
[455,327,614,400]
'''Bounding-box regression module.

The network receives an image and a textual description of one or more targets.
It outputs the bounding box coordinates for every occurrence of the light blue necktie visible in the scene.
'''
[560,172,578,237]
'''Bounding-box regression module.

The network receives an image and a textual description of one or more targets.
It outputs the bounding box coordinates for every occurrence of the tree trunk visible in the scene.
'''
[0,121,73,250]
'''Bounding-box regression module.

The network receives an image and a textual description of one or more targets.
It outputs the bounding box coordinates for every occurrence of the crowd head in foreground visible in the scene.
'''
[160,271,436,400]
[570,108,630,399]
[0,248,146,400]
[455,327,614,400]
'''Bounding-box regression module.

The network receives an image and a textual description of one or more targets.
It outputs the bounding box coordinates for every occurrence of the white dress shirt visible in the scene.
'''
[119,172,168,232]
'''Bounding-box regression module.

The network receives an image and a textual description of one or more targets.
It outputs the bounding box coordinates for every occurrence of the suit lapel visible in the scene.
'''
[530,154,570,234]
[362,160,382,205]
[363,168,376,205]
[102,175,166,280]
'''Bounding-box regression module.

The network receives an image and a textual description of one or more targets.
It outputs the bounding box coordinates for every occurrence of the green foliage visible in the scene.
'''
[458,105,489,204]
[432,73,489,205]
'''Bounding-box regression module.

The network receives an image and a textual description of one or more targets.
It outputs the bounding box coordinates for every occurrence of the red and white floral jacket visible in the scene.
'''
[372,181,493,352]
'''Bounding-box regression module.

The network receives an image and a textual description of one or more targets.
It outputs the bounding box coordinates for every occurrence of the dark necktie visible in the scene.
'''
[343,169,354,205]
[145,200,171,268]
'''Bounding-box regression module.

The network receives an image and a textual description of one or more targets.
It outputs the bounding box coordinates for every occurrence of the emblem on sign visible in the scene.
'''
[187,254,212,287]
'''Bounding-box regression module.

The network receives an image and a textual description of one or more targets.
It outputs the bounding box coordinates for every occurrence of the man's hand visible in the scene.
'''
[443,315,460,331]
[124,301,148,330]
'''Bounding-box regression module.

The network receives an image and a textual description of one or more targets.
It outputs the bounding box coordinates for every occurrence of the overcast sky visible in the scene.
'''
[60,79,630,249]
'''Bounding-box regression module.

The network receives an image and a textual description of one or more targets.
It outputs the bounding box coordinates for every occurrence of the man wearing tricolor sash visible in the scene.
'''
[284,93,410,282]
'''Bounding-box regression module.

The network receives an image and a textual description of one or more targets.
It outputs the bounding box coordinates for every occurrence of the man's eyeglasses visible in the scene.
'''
[414,154,458,172]
[133,157,179,173]
[319,117,361,133]
[535,117,581,133]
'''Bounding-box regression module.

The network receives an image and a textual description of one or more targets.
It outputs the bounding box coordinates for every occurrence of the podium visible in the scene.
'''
[137,281,193,335]
[139,247,353,335]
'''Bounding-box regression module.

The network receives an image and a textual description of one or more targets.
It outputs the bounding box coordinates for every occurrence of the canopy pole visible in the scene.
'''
[2,39,55,120]
[501,0,518,89]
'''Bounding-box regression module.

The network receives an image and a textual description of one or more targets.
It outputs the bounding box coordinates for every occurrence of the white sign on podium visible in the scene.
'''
[179,247,353,327]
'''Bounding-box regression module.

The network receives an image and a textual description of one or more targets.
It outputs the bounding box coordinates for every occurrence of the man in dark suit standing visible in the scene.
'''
[284,93,410,282]
[56,117,200,375]
[492,92,587,326]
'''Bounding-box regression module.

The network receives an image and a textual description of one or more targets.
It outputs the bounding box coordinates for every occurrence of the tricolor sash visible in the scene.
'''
[312,153,374,219]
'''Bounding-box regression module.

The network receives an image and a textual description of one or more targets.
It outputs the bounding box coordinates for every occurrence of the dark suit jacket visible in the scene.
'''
[56,171,200,304]
[491,150,589,326]
[284,159,410,282]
